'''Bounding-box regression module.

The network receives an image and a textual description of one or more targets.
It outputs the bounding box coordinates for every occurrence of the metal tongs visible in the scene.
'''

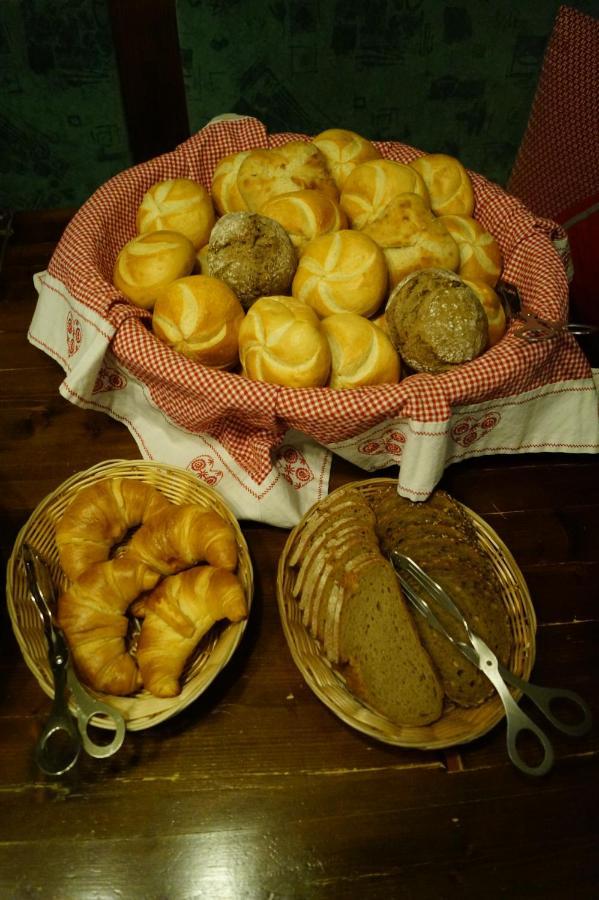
[389,550,593,776]
[497,281,598,343]
[21,544,126,776]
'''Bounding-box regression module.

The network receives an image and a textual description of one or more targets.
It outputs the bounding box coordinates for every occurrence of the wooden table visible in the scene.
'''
[1,212,598,899]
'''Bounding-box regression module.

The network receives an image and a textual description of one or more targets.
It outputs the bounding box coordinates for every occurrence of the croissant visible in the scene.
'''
[57,558,161,695]
[137,566,248,697]
[56,477,171,581]
[124,504,238,575]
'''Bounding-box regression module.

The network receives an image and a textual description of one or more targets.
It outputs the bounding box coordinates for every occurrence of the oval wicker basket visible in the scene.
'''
[276,478,536,750]
[6,459,254,732]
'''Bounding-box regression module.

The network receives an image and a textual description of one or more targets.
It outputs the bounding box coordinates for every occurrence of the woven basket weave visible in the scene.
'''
[277,478,536,749]
[6,459,253,732]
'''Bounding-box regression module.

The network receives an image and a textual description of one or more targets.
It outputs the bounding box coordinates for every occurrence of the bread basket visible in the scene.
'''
[276,478,536,750]
[6,459,254,731]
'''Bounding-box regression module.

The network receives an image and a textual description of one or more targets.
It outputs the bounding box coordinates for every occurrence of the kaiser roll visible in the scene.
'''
[437,214,502,286]
[362,193,460,288]
[386,268,488,373]
[259,189,347,255]
[152,274,245,369]
[321,313,400,389]
[238,295,331,388]
[463,279,507,347]
[339,159,430,229]
[113,230,196,310]
[408,153,475,216]
[312,128,382,190]
[291,229,388,318]
[211,150,251,216]
[237,141,338,212]
[206,211,297,309]
[136,178,216,249]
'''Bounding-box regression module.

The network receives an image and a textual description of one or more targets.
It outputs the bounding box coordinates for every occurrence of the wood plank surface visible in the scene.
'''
[0,212,598,900]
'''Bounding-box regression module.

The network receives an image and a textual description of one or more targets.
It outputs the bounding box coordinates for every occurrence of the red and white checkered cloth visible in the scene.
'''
[42,114,594,484]
[508,4,599,325]
[30,115,599,521]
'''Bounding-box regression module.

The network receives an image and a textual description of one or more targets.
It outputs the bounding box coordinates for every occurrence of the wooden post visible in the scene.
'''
[107,0,190,163]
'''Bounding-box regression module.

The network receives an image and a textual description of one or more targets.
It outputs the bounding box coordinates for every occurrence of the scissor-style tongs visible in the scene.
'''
[21,543,126,776]
[389,550,593,777]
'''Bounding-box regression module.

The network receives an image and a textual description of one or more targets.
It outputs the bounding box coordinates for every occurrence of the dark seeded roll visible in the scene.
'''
[206,211,297,309]
[386,267,488,373]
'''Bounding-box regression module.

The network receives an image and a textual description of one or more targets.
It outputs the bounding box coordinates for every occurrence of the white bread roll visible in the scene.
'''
[238,295,331,388]
[437,214,502,286]
[362,193,460,288]
[237,141,338,212]
[136,178,216,249]
[321,313,400,389]
[312,128,382,190]
[291,230,387,318]
[259,189,347,254]
[463,279,507,347]
[339,159,430,229]
[211,150,251,216]
[409,153,474,216]
[113,230,196,310]
[152,274,245,369]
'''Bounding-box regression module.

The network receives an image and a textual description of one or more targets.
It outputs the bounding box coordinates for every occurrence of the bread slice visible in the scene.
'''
[338,557,444,726]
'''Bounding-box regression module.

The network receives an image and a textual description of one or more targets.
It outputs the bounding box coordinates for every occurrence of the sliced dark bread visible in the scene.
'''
[338,557,444,726]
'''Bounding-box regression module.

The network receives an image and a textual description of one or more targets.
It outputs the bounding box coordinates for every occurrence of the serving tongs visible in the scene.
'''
[497,281,598,343]
[21,544,126,776]
[389,550,592,776]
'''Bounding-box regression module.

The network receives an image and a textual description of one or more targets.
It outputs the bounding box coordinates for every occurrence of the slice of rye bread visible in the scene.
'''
[337,556,444,726]
[293,512,366,601]
[289,493,376,569]
[320,546,383,660]
[299,518,378,628]
[369,489,513,707]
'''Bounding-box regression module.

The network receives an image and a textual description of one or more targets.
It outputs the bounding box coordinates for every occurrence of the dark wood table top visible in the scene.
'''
[1,211,598,899]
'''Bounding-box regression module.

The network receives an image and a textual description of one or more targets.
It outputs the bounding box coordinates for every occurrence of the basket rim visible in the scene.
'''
[276,477,536,749]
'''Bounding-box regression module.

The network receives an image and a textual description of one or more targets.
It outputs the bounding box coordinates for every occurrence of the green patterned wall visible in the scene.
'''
[1,0,598,211]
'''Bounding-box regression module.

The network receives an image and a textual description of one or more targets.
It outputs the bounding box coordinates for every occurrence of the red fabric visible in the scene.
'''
[507,6,599,324]
[46,116,592,484]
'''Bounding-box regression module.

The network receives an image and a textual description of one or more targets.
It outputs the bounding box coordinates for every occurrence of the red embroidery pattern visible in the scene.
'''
[187,455,224,486]
[92,365,127,394]
[451,411,501,447]
[359,429,407,457]
[276,445,314,490]
[66,312,82,356]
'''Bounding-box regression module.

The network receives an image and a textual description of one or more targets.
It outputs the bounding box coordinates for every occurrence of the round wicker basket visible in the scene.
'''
[6,459,254,732]
[276,478,536,749]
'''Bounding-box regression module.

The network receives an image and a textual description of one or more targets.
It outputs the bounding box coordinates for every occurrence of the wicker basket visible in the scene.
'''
[6,459,254,732]
[276,478,536,749]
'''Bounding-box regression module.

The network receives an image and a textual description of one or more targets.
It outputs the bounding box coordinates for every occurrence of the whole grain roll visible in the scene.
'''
[237,141,338,212]
[206,211,297,310]
[409,153,475,217]
[136,178,216,249]
[386,268,488,373]
[238,295,331,388]
[152,274,245,368]
[340,159,430,229]
[437,214,502,286]
[362,192,460,288]
[312,128,382,190]
[321,313,400,389]
[259,189,347,255]
[113,230,196,310]
[291,229,388,318]
[210,150,251,216]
